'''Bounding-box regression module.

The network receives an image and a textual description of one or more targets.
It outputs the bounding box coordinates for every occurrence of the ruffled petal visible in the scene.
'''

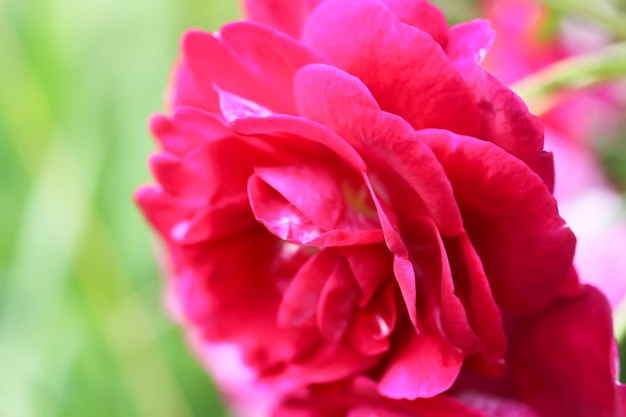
[510,286,625,417]
[380,0,449,47]
[422,129,576,315]
[445,20,495,73]
[248,169,384,247]
[278,249,340,328]
[316,256,362,341]
[254,164,345,230]
[275,377,490,416]
[149,108,231,156]
[294,63,464,237]
[241,0,324,38]
[230,114,366,172]
[300,0,481,136]
[340,244,394,306]
[379,333,464,399]
[447,21,554,190]
[443,233,507,374]
[349,282,397,356]
[134,186,196,239]
[174,22,321,114]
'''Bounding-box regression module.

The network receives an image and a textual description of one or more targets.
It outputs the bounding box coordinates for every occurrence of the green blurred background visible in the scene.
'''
[0,0,238,415]
[0,0,625,416]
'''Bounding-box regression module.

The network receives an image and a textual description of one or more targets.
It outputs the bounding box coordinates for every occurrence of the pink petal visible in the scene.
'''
[510,285,625,417]
[455,391,539,417]
[248,172,383,247]
[380,0,449,46]
[447,23,554,190]
[300,0,481,136]
[173,228,327,378]
[340,245,394,306]
[150,107,287,200]
[445,20,495,73]
[170,194,255,244]
[174,22,321,114]
[149,108,231,156]
[294,63,464,237]
[278,249,339,328]
[241,0,324,38]
[230,114,366,172]
[422,129,576,315]
[134,186,196,239]
[264,340,381,390]
[349,282,397,356]
[439,254,482,354]
[379,333,464,399]
[443,233,507,373]
[316,256,362,341]
[255,164,345,231]
[362,177,417,328]
[398,212,480,354]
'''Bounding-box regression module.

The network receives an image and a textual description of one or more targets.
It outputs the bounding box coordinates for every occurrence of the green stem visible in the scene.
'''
[539,0,626,39]
[511,41,626,116]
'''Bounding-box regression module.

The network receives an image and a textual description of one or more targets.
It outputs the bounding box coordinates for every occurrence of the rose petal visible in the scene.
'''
[231,114,366,172]
[445,20,495,73]
[149,108,231,156]
[455,391,539,417]
[265,341,381,390]
[134,186,196,239]
[241,0,324,38]
[447,22,554,190]
[278,249,340,328]
[175,22,321,114]
[301,0,481,136]
[379,333,464,399]
[317,257,362,341]
[248,172,384,247]
[510,285,625,417]
[362,177,417,328]
[294,63,464,237]
[381,0,449,46]
[340,244,394,306]
[255,164,345,230]
[396,210,480,354]
[349,283,397,356]
[422,128,576,315]
[443,233,507,373]
[173,227,329,378]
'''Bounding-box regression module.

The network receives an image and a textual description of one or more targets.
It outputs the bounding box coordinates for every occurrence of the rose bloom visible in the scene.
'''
[483,0,626,310]
[136,0,626,415]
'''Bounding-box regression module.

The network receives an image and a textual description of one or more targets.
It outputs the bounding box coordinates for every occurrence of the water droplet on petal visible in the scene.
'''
[171,220,191,241]
[374,313,391,339]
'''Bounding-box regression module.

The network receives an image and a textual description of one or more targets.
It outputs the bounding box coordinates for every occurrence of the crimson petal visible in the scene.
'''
[301,0,481,136]
[379,333,464,399]
[447,21,554,190]
[241,0,324,38]
[175,22,321,114]
[278,249,340,328]
[510,286,625,417]
[422,128,576,315]
[294,63,464,237]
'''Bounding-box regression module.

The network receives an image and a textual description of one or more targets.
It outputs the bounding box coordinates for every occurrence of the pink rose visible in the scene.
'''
[136,0,623,414]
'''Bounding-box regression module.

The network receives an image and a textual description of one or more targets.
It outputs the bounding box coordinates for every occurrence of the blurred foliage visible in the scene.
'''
[1,0,626,416]
[0,0,237,415]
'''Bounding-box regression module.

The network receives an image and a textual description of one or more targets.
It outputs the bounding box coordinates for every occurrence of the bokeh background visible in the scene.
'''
[0,0,625,416]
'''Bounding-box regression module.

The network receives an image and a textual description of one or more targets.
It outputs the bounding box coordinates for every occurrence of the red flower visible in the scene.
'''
[136,0,622,414]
